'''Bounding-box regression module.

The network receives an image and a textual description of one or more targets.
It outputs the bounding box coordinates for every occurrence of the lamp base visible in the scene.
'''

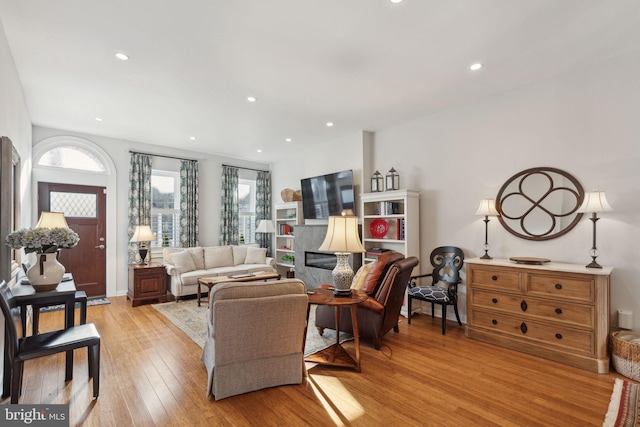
[586,259,602,269]
[333,288,353,297]
[332,253,354,297]
[138,248,149,265]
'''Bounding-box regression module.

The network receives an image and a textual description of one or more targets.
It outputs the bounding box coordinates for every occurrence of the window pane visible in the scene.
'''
[238,183,251,213]
[152,175,175,209]
[38,146,106,172]
[50,191,97,217]
[151,213,179,247]
[239,214,256,244]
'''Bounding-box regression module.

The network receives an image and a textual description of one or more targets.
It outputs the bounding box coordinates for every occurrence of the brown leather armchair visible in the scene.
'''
[315,254,419,350]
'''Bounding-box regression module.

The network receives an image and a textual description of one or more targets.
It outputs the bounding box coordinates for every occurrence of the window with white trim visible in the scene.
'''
[151,170,180,247]
[238,178,256,244]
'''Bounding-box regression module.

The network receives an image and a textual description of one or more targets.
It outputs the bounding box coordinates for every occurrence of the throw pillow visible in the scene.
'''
[360,251,404,295]
[204,246,234,269]
[351,263,373,290]
[187,247,204,270]
[245,247,267,264]
[232,245,248,266]
[171,250,197,273]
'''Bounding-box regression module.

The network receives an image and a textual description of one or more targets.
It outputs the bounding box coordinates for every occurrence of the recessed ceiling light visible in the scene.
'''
[390,0,403,3]
[247,96,257,102]
[256,149,262,153]
[326,122,334,127]
[95,117,104,122]
[470,63,483,71]
[285,138,292,142]
[115,52,129,61]
[190,136,197,141]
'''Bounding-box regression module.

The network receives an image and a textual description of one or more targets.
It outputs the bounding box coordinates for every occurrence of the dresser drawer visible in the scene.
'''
[527,273,594,303]
[471,309,594,354]
[470,289,595,328]
[469,267,521,292]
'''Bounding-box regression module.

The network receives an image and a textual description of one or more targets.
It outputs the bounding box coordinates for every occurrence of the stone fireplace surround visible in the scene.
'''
[294,224,362,290]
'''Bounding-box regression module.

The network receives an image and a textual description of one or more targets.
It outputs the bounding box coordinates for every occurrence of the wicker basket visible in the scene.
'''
[611,330,640,381]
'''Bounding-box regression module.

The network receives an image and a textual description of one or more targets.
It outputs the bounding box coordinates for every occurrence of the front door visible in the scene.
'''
[38,182,107,297]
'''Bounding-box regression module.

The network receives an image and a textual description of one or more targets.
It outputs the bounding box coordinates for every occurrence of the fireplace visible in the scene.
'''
[305,251,337,271]
[294,224,362,289]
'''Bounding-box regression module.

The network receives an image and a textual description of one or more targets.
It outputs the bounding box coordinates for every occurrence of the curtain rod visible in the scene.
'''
[222,163,270,173]
[129,151,199,162]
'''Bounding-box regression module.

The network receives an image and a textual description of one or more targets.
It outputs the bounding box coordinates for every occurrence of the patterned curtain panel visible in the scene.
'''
[255,170,272,256]
[128,153,152,263]
[179,159,199,247]
[220,165,239,245]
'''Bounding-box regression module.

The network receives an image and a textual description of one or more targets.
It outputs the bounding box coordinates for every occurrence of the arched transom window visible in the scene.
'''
[38,145,106,172]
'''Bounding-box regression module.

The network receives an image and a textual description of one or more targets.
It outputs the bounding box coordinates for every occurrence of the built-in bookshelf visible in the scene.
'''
[361,189,420,317]
[361,189,420,262]
[274,202,302,276]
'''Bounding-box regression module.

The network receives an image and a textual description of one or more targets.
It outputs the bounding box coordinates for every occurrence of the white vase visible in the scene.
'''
[27,253,65,291]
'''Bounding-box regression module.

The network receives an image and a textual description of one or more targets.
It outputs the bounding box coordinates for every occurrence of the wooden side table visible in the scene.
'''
[305,287,368,372]
[128,263,168,307]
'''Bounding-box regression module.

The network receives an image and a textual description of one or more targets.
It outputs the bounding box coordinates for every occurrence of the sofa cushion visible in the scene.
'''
[171,250,197,273]
[351,263,373,290]
[232,245,248,265]
[245,247,267,264]
[361,251,404,296]
[188,247,205,270]
[204,246,234,269]
[181,269,211,286]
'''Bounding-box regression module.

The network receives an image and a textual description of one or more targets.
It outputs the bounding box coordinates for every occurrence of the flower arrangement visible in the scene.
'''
[5,227,80,254]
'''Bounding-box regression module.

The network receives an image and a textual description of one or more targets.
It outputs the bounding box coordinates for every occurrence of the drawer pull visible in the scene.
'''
[520,322,528,334]
[492,319,498,325]
[492,275,498,281]
[555,283,562,290]
[555,333,563,340]
[492,298,498,304]
[520,300,528,312]
[555,308,563,314]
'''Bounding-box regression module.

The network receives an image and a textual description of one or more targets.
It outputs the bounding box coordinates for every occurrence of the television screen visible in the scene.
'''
[300,170,354,219]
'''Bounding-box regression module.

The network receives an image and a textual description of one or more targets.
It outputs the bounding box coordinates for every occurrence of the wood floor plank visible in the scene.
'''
[0,296,627,426]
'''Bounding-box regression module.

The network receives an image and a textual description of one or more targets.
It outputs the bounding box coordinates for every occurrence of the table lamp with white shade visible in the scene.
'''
[256,219,275,256]
[319,213,365,296]
[475,198,500,259]
[577,190,613,269]
[130,225,156,264]
[37,211,69,229]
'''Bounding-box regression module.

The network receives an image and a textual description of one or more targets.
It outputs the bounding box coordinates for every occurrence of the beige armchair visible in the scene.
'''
[201,278,309,400]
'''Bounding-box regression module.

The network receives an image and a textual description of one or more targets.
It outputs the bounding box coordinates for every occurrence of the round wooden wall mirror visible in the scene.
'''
[495,167,584,241]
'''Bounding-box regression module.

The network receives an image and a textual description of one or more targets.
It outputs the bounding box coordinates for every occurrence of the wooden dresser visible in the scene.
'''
[128,263,168,307]
[465,258,612,373]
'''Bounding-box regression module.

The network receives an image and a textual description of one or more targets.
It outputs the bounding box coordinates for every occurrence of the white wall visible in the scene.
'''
[372,51,640,328]
[272,131,367,211]
[32,126,270,297]
[0,18,32,394]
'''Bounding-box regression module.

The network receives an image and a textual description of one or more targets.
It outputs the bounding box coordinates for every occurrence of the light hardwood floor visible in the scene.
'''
[1,296,623,426]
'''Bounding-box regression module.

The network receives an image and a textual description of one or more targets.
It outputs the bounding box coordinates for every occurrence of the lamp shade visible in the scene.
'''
[578,191,613,213]
[256,220,275,233]
[130,225,156,243]
[36,211,69,228]
[475,199,500,216]
[319,215,365,253]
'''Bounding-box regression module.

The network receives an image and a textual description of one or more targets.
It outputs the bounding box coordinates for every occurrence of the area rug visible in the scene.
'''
[603,378,640,426]
[152,298,352,356]
[38,297,111,313]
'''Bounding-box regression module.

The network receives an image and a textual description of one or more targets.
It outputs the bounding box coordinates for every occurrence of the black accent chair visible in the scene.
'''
[407,246,464,335]
[22,260,88,335]
[0,280,100,404]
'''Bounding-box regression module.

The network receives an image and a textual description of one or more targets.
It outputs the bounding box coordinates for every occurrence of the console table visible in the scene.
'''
[465,258,612,373]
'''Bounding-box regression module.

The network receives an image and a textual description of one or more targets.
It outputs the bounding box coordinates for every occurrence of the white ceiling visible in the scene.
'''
[1,0,639,163]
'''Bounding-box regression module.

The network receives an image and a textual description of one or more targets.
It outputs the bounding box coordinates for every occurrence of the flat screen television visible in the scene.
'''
[300,170,355,219]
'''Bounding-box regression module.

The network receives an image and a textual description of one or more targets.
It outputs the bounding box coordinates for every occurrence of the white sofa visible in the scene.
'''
[163,245,276,300]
